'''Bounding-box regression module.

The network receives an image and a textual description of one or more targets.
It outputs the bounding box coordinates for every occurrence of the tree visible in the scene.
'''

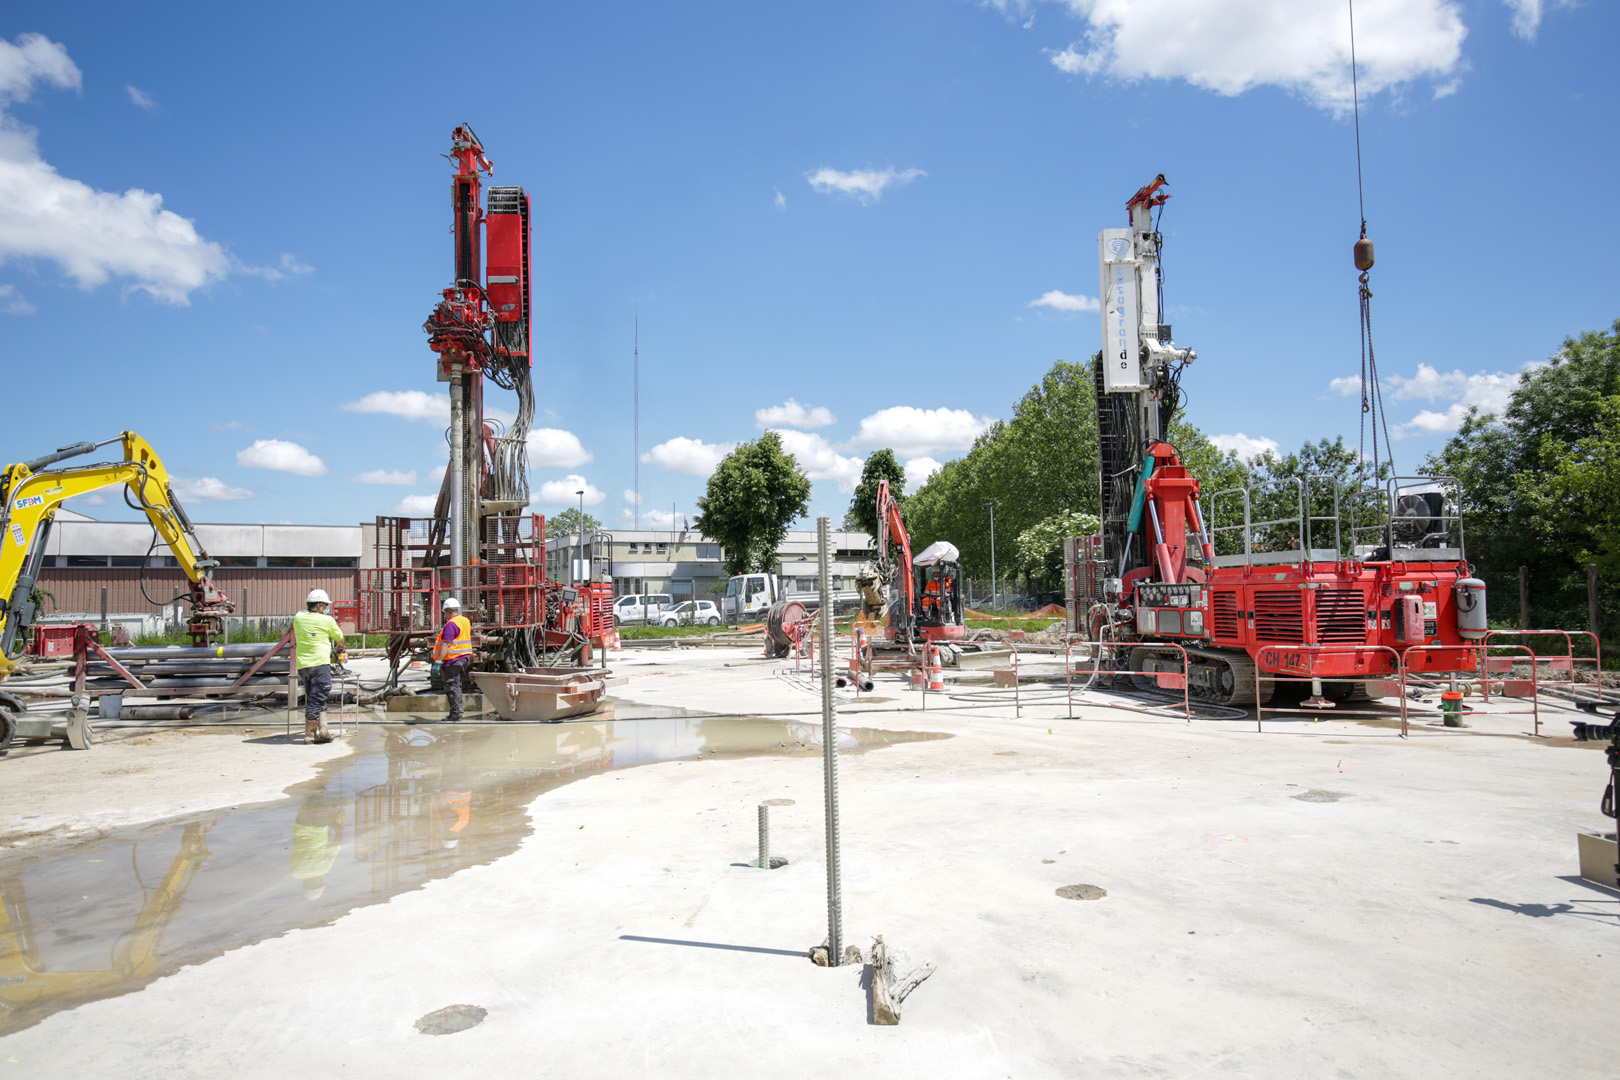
[1426,319,1620,638]
[847,449,906,541]
[694,431,813,576]
[906,359,1100,583]
[904,357,1236,590]
[546,508,601,539]
[1240,435,1379,553]
[1013,509,1102,584]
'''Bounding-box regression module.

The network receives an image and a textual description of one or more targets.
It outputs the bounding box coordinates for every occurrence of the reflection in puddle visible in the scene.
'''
[0,713,945,1035]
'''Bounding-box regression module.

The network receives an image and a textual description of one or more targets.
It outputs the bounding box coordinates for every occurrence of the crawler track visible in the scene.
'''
[1128,643,1274,707]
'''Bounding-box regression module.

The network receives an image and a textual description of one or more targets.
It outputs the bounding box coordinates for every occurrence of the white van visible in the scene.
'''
[613,593,673,625]
[721,574,777,623]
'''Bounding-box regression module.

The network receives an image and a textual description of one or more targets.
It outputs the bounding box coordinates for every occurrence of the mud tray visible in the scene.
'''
[469,667,613,722]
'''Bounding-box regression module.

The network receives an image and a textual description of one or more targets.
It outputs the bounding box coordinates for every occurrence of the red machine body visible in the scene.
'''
[1075,176,1480,704]
[1107,440,1477,699]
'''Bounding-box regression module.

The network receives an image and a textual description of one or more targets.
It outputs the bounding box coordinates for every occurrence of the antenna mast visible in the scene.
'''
[634,314,640,530]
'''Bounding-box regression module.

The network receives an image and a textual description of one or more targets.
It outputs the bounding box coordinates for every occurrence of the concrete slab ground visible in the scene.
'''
[0,645,1615,1077]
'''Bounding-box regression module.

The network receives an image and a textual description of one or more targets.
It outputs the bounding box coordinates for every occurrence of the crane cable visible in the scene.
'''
[1349,0,1396,485]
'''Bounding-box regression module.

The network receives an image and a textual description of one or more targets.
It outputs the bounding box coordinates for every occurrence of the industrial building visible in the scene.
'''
[545,527,876,599]
[35,509,363,631]
[36,511,881,625]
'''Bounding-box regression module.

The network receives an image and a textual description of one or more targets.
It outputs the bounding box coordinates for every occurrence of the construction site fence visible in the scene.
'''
[1063,639,1193,722]
[1253,634,1604,737]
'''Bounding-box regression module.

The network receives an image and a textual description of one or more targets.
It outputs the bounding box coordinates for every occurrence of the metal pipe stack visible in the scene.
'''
[87,642,288,696]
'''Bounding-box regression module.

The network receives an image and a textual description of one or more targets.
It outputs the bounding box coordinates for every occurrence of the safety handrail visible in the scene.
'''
[1062,638,1192,721]
[1253,645,1404,733]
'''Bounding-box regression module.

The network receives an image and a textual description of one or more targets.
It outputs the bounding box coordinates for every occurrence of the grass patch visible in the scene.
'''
[618,623,745,640]
[965,617,1063,633]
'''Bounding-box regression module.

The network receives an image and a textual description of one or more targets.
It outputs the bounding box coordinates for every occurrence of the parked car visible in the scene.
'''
[613,593,673,624]
[661,600,721,627]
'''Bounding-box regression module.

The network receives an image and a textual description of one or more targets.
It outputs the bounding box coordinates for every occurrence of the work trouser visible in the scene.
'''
[300,664,332,721]
[442,657,470,721]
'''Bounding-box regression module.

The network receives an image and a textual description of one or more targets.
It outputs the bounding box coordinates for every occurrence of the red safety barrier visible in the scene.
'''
[1063,639,1192,722]
[1254,645,1405,734]
[1481,630,1605,708]
[1401,641,1541,736]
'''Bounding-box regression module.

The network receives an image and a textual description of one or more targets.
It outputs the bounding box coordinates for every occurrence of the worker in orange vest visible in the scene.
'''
[434,596,474,723]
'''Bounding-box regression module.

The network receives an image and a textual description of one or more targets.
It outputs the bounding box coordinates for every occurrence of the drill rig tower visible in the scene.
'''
[423,123,535,598]
[361,126,613,678]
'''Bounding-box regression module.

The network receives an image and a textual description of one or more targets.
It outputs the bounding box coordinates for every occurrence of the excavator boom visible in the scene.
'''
[0,432,234,678]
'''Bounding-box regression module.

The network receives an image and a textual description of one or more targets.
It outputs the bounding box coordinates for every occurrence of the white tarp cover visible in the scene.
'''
[912,540,959,566]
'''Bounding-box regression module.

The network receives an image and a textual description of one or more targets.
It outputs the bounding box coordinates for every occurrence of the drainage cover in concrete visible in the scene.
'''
[1056,884,1107,901]
[1292,789,1351,803]
[415,1004,487,1035]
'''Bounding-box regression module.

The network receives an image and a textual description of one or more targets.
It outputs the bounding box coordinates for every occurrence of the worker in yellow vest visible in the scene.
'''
[292,588,347,744]
[433,596,473,722]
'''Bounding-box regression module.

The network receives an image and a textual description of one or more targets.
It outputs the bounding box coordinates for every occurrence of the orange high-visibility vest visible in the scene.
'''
[435,614,473,662]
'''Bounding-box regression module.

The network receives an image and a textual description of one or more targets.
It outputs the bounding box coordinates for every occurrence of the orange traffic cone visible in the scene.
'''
[928,644,945,691]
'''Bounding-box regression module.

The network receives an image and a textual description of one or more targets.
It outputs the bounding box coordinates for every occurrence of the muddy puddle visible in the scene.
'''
[0,707,947,1035]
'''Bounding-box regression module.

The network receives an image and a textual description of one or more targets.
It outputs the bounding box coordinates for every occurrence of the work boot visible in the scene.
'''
[314,712,334,744]
[304,719,320,745]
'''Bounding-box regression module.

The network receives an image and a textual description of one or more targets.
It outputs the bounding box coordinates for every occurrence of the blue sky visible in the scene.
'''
[1,1,1613,530]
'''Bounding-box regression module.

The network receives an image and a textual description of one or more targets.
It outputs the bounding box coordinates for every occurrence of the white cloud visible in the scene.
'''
[1043,0,1467,113]
[1384,363,1518,413]
[806,167,926,205]
[125,85,156,111]
[623,489,643,507]
[1388,362,1521,438]
[390,494,439,517]
[1334,361,1530,438]
[351,469,416,485]
[341,390,447,423]
[239,252,315,280]
[70,492,107,507]
[527,427,593,468]
[1027,289,1100,314]
[904,456,943,494]
[755,398,835,429]
[534,475,606,507]
[236,439,327,476]
[1503,0,1573,41]
[850,406,995,458]
[642,436,736,477]
[0,33,79,104]
[172,476,252,502]
[774,429,865,493]
[0,35,232,305]
[1210,432,1280,461]
[774,188,786,212]
[1395,404,1474,436]
[0,282,32,314]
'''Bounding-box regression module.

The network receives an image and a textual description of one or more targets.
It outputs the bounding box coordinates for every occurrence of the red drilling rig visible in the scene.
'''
[1067,176,1488,707]
[360,126,613,685]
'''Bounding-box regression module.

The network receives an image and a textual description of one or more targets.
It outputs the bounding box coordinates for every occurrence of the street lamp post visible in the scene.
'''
[984,500,997,610]
[575,489,585,585]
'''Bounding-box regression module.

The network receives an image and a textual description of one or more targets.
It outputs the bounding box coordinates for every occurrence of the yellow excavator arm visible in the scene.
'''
[0,432,234,677]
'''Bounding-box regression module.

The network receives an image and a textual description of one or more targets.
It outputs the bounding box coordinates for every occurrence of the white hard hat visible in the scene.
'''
[306,589,330,605]
[441,597,461,609]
